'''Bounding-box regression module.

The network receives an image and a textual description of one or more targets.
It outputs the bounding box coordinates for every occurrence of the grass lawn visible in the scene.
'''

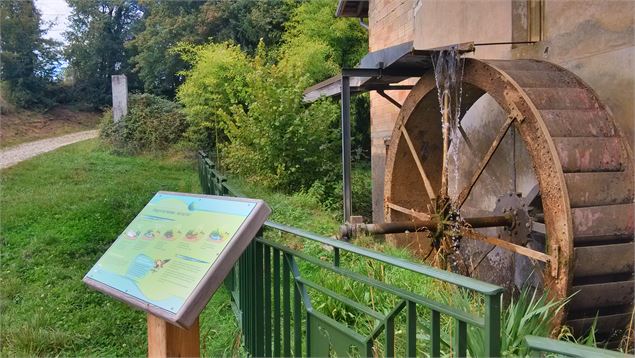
[0,140,238,357]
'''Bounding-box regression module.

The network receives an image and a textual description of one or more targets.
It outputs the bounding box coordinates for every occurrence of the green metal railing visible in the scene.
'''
[524,336,629,357]
[199,151,504,357]
[198,151,629,357]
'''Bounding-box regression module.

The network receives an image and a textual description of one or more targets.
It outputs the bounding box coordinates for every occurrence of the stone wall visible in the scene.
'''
[368,0,414,222]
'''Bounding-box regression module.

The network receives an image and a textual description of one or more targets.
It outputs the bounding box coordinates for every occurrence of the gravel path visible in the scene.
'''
[0,130,99,169]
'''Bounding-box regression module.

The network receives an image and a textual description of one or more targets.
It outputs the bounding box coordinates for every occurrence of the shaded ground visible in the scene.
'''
[0,106,101,148]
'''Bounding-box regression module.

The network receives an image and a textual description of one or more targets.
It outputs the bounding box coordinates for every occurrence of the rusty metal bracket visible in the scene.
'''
[505,93,526,123]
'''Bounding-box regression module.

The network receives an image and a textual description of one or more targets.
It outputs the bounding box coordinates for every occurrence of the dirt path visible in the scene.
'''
[0,130,99,169]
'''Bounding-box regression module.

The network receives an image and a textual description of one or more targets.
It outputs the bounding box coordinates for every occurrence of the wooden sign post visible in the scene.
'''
[84,192,270,358]
[147,314,200,358]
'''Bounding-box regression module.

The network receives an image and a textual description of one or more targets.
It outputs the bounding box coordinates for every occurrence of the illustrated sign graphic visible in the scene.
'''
[84,192,270,326]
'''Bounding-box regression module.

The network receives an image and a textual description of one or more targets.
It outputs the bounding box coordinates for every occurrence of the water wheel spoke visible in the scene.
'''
[385,201,431,221]
[401,127,437,202]
[456,116,515,209]
[459,228,552,263]
[524,183,541,206]
[457,124,474,151]
[531,221,546,235]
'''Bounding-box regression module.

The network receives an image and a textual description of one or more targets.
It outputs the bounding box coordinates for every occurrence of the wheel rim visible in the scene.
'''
[383,58,634,336]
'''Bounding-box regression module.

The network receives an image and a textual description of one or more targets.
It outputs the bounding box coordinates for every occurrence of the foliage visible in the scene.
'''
[100,94,188,153]
[199,0,296,55]
[0,140,238,357]
[177,0,369,194]
[64,0,142,107]
[219,44,342,192]
[126,0,204,98]
[281,0,367,73]
[175,42,253,149]
[128,0,296,98]
[0,0,60,108]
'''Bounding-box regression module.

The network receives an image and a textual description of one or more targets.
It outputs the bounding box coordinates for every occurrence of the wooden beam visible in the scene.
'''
[147,314,200,358]
[386,201,431,221]
[459,228,553,263]
[401,127,437,201]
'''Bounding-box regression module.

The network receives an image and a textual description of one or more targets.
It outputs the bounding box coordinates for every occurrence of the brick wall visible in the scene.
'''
[368,0,414,223]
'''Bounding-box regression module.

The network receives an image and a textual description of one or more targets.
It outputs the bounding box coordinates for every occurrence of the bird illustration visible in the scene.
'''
[152,259,171,272]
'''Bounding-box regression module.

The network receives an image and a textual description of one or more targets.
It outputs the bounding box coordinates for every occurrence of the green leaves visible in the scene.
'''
[64,0,142,107]
[175,0,368,196]
[0,0,60,109]
[100,94,188,153]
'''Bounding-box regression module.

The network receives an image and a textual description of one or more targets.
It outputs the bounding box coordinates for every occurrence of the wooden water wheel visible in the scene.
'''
[382,58,634,341]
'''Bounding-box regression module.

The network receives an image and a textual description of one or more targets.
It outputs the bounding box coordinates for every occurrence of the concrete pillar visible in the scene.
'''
[111,75,128,122]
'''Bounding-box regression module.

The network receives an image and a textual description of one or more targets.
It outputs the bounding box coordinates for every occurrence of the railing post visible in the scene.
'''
[341,75,352,222]
[406,301,417,357]
[484,292,502,358]
[273,249,281,357]
[255,239,265,357]
[430,310,441,358]
[264,244,272,357]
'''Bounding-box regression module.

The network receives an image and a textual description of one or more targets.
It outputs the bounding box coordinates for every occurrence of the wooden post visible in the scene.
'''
[147,314,200,358]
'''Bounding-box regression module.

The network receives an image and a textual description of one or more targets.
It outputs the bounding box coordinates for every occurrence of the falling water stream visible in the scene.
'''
[431,46,465,207]
[430,45,466,271]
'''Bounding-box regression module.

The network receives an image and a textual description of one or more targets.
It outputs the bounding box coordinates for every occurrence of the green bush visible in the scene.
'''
[175,42,252,149]
[175,0,368,195]
[220,46,342,192]
[100,94,188,153]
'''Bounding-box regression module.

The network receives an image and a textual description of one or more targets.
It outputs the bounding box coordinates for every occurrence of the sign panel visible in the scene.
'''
[83,191,270,327]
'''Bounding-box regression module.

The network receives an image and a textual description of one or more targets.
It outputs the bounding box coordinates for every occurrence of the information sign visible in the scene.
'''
[83,191,270,328]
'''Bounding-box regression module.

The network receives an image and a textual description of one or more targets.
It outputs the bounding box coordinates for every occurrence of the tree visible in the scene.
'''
[280,0,368,81]
[199,0,295,55]
[0,0,59,108]
[128,0,295,99]
[126,1,203,98]
[64,0,142,107]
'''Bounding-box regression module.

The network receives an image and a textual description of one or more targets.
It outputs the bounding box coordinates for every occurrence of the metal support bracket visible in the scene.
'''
[377,90,402,109]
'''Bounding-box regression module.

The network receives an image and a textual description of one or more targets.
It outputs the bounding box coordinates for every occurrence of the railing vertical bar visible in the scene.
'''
[385,315,395,358]
[283,252,291,358]
[407,301,417,357]
[430,310,440,358]
[334,247,340,267]
[264,244,272,357]
[366,340,374,358]
[246,242,252,353]
[249,242,256,354]
[484,293,501,358]
[239,249,246,348]
[255,240,264,357]
[455,319,467,358]
[239,252,245,334]
[292,257,302,357]
[273,249,281,357]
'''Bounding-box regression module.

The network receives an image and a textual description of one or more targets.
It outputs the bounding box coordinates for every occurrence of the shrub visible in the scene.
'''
[220,46,342,192]
[174,42,252,149]
[100,94,188,153]
[175,0,369,196]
